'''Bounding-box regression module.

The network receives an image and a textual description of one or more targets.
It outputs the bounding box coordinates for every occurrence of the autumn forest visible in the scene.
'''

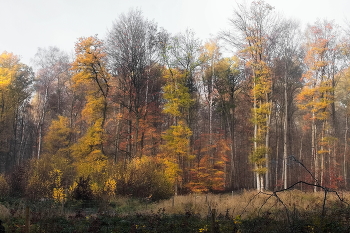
[1,1,350,202]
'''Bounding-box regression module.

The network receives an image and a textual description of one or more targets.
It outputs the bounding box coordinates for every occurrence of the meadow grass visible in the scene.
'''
[1,190,350,232]
[142,189,349,218]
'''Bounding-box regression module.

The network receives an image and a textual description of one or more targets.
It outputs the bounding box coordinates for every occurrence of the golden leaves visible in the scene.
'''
[297,81,333,120]
[162,121,192,157]
[0,52,20,88]
[44,116,72,154]
[103,178,117,197]
[162,68,193,117]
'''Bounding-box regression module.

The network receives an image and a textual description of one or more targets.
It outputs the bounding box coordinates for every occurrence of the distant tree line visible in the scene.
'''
[0,1,350,201]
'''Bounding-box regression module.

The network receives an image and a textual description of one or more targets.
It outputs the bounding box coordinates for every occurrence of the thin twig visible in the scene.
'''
[240,191,262,216]
[240,154,350,229]
[290,155,319,184]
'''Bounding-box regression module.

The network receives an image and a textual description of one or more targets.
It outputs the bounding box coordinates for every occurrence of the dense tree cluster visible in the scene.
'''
[1,2,350,201]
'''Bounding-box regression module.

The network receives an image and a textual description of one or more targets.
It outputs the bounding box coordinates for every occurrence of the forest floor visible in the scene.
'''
[1,190,350,232]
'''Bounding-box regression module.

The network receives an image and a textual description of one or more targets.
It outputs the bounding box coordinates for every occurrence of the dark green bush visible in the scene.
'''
[72,176,94,201]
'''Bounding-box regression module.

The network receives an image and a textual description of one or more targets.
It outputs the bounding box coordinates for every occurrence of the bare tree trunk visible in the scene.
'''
[114,110,121,164]
[37,87,49,159]
[228,112,235,189]
[344,114,348,188]
[320,121,326,187]
[275,138,279,188]
[253,82,260,191]
[265,101,271,190]
[135,116,140,157]
[312,114,318,192]
[259,174,264,191]
[127,119,132,160]
[283,67,288,189]
[299,133,304,190]
[208,73,214,166]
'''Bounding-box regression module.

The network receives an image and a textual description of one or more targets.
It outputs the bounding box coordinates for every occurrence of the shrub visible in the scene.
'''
[25,158,52,200]
[0,174,9,197]
[103,178,117,198]
[9,165,27,197]
[117,156,173,201]
[0,204,10,221]
[72,176,94,201]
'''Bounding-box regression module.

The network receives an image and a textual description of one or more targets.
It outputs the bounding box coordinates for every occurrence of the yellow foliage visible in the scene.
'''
[0,73,11,88]
[71,119,104,158]
[162,158,181,183]
[69,182,78,196]
[200,39,221,65]
[82,96,105,123]
[162,68,193,117]
[53,187,65,203]
[299,21,335,127]
[26,173,51,199]
[70,117,108,191]
[71,36,110,98]
[118,156,173,199]
[214,57,240,77]
[70,36,110,170]
[50,169,65,202]
[50,169,63,187]
[76,149,107,178]
[91,182,100,196]
[0,52,20,88]
[253,167,268,175]
[44,116,72,154]
[162,121,192,157]
[250,146,269,167]
[297,82,333,121]
[104,178,117,197]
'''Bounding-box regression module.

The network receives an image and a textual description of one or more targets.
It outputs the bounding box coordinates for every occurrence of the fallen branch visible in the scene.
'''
[239,155,349,227]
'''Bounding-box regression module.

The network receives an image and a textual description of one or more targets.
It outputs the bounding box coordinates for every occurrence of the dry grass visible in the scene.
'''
[141,190,350,219]
[1,190,349,232]
[2,190,347,222]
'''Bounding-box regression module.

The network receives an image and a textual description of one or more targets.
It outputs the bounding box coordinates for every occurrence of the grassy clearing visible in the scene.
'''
[145,190,348,217]
[1,190,350,232]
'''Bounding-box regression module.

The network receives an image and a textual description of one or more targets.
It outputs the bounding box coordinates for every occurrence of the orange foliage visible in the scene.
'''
[187,134,229,193]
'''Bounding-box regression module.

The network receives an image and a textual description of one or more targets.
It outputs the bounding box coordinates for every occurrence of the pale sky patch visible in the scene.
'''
[1,0,350,65]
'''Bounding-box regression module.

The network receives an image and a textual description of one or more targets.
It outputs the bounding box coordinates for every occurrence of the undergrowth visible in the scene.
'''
[1,190,350,232]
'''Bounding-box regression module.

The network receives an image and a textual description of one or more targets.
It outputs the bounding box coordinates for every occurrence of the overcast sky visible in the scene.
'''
[1,0,350,65]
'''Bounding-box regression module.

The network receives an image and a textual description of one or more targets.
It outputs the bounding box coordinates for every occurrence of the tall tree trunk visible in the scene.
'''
[37,87,49,159]
[312,114,318,192]
[344,114,348,188]
[114,110,121,164]
[253,81,263,191]
[283,69,288,189]
[228,106,235,189]
[265,99,271,190]
[320,121,326,187]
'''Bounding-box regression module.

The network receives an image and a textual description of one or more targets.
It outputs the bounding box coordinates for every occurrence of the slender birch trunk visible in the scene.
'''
[312,114,318,192]
[37,87,49,159]
[344,114,348,188]
[265,99,272,190]
[253,81,262,191]
[283,69,288,189]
